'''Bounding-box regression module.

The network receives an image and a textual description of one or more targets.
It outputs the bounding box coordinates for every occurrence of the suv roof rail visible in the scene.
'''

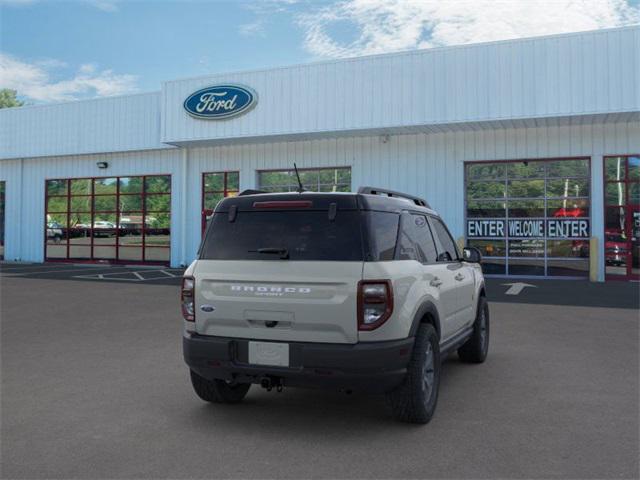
[238,189,268,196]
[357,186,431,208]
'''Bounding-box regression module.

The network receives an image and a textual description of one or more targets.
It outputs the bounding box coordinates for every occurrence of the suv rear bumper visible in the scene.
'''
[183,332,414,393]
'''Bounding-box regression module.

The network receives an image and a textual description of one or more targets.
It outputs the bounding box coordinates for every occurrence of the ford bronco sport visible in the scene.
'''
[182,187,489,424]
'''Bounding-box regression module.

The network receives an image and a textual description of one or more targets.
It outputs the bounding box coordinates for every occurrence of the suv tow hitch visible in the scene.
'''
[260,376,284,392]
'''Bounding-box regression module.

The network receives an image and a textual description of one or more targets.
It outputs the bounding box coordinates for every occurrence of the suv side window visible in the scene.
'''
[397,213,438,263]
[430,217,459,262]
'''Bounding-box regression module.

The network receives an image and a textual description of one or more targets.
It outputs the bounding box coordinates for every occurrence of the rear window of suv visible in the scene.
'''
[200,210,364,261]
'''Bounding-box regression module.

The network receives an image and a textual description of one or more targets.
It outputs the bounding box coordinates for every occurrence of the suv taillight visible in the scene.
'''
[358,280,393,331]
[181,276,195,322]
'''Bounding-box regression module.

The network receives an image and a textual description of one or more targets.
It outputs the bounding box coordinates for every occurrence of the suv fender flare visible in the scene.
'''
[408,301,441,340]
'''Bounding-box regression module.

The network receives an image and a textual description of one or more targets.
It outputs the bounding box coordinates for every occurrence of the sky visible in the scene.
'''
[1,0,639,104]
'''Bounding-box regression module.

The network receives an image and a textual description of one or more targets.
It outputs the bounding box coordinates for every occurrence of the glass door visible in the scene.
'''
[604,156,639,280]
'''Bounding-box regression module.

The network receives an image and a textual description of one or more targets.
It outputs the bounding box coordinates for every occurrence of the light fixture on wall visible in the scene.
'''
[96,162,109,169]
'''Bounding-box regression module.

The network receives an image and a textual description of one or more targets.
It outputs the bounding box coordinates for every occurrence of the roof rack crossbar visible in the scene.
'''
[358,186,430,208]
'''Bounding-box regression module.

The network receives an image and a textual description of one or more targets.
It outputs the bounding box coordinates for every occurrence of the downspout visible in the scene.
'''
[18,157,24,262]
[181,148,188,267]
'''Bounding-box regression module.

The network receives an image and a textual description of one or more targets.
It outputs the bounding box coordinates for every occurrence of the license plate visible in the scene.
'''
[248,341,289,367]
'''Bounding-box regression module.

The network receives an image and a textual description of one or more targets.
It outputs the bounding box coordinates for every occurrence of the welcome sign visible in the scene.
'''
[184,84,257,119]
[467,219,590,239]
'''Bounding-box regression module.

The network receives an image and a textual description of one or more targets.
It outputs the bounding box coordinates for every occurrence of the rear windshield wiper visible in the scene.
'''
[249,247,290,259]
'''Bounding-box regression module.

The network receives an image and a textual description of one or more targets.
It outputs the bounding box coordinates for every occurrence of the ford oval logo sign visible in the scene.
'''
[183,84,257,120]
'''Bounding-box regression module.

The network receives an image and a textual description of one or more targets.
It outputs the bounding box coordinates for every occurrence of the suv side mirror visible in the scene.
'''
[462,247,482,263]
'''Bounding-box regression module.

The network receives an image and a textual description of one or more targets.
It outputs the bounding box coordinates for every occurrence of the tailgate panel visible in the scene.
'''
[194,260,362,344]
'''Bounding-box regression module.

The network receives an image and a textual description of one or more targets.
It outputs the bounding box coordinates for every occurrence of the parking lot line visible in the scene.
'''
[0,265,133,276]
[72,269,181,282]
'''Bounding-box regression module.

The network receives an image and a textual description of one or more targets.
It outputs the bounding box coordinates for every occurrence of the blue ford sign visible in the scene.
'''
[183,84,257,119]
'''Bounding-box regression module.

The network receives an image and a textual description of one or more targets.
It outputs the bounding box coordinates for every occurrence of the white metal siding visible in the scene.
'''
[1,121,638,280]
[0,92,169,160]
[162,27,639,145]
[0,149,183,265]
[0,159,22,261]
[182,121,639,281]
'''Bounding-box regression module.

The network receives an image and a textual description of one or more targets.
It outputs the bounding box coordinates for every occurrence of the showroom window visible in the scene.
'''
[201,171,239,232]
[0,181,4,260]
[258,167,351,192]
[45,175,171,264]
[603,155,639,280]
[465,159,591,277]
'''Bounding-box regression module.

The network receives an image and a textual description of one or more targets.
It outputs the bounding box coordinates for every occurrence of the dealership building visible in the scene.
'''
[0,26,638,281]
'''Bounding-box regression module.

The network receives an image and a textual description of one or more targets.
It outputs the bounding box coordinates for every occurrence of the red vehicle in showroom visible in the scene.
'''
[605,230,628,266]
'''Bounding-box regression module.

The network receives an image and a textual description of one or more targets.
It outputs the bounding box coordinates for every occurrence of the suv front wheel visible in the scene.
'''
[190,370,251,404]
[386,323,441,424]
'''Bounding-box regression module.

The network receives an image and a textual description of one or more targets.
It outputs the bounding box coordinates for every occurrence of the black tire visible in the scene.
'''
[386,323,440,424]
[458,296,490,363]
[189,370,251,404]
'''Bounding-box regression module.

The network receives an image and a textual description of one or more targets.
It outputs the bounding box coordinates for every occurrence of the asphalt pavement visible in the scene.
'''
[1,270,638,479]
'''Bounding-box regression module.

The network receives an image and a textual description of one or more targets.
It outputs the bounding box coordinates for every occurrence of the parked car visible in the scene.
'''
[46,222,64,243]
[182,187,488,424]
[93,221,116,237]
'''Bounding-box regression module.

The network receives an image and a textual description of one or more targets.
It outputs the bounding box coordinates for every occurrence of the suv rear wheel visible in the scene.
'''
[190,370,251,404]
[458,296,489,363]
[386,323,440,424]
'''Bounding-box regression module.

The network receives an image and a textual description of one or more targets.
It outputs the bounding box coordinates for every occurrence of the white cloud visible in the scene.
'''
[239,19,266,36]
[0,53,138,102]
[86,0,119,12]
[298,0,640,58]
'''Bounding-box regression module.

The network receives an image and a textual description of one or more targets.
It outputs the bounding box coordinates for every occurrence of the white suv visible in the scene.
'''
[182,187,489,423]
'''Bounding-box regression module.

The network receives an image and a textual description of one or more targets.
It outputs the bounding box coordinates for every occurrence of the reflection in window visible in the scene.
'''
[466,181,506,199]
[466,164,506,180]
[546,179,589,198]
[605,157,625,181]
[258,167,351,193]
[546,159,589,178]
[547,199,589,218]
[547,240,589,258]
[467,240,506,257]
[45,175,171,264]
[605,183,625,206]
[465,158,591,277]
[507,200,545,218]
[466,200,506,218]
[507,180,545,198]
[507,161,545,179]
[201,171,240,234]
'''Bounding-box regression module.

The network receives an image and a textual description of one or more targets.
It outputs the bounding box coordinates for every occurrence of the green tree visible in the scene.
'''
[0,89,24,109]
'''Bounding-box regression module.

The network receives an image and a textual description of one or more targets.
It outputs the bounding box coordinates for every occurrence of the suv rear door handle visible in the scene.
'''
[454,273,465,281]
[430,277,443,287]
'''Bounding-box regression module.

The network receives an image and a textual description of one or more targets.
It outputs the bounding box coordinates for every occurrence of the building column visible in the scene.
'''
[180,148,188,267]
[240,167,256,191]
[591,155,605,282]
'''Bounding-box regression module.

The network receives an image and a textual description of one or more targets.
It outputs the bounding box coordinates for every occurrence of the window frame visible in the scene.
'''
[44,174,171,265]
[201,171,240,234]
[395,211,439,265]
[602,155,640,281]
[464,157,592,278]
[428,215,461,263]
